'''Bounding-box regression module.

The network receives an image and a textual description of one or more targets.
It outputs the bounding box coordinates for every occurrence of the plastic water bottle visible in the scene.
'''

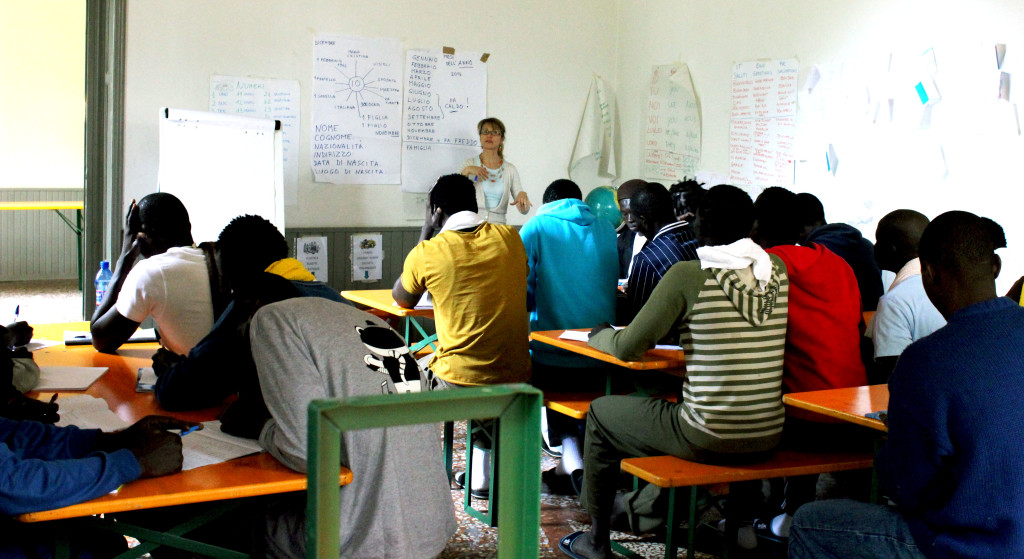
[95,260,113,307]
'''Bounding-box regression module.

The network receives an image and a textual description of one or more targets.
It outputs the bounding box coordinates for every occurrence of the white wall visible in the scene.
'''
[613,0,1024,292]
[124,0,618,230]
[124,0,1024,290]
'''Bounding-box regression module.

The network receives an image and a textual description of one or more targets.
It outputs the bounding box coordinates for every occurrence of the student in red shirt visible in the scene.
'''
[748,187,870,542]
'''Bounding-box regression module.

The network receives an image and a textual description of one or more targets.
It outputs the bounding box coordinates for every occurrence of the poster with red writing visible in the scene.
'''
[729,59,798,191]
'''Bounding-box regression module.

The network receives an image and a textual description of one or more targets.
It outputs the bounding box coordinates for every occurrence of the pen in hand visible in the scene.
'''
[49,393,58,405]
[179,425,200,437]
[13,305,19,324]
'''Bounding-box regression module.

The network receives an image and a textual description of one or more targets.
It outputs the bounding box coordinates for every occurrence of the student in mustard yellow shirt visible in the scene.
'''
[393,173,530,498]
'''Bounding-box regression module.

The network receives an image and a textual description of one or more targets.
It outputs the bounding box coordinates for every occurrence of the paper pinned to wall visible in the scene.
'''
[569,74,618,184]
[729,58,798,191]
[296,236,329,282]
[401,48,487,193]
[311,34,403,184]
[644,63,700,181]
[351,233,383,282]
[210,75,300,205]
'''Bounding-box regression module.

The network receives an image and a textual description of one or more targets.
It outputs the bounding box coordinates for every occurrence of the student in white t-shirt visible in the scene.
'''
[90,193,214,355]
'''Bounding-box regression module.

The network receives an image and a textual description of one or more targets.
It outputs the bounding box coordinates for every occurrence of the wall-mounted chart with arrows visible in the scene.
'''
[312,34,403,184]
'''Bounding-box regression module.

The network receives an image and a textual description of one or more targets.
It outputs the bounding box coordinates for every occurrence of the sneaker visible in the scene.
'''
[541,437,563,458]
[752,512,792,541]
[453,470,489,500]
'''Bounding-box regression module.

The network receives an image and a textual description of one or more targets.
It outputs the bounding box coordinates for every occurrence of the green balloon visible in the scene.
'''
[585,185,621,228]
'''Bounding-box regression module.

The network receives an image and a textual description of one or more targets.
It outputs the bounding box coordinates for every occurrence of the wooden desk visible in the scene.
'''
[341,289,437,351]
[528,329,686,375]
[783,385,889,432]
[0,201,85,291]
[19,322,352,557]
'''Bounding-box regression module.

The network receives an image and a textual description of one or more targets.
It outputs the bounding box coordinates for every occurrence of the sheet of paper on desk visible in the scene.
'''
[558,330,591,342]
[55,396,131,432]
[391,291,433,309]
[64,328,157,346]
[20,339,61,351]
[558,326,623,342]
[183,421,263,471]
[36,366,109,390]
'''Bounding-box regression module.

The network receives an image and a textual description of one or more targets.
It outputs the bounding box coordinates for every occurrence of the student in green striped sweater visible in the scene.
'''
[560,184,790,559]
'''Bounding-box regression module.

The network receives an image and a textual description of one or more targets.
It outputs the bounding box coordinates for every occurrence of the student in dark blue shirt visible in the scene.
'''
[1,415,197,557]
[790,211,1024,559]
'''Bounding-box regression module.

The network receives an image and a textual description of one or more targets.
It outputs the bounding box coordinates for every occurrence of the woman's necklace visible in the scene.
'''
[482,155,503,183]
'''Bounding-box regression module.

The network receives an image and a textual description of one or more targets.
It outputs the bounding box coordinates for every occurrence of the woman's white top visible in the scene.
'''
[459,155,523,224]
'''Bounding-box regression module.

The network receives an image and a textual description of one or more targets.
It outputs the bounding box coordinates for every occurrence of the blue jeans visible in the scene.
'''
[789,500,926,559]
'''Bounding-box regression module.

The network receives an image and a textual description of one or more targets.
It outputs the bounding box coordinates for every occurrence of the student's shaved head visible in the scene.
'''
[919,211,1004,318]
[874,209,930,273]
[616,179,646,203]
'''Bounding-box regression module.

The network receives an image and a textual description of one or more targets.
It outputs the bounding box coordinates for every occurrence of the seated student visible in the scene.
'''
[795,192,883,312]
[667,179,705,224]
[560,184,789,559]
[249,297,456,558]
[91,193,215,355]
[0,415,198,558]
[748,187,869,540]
[152,215,343,422]
[519,179,618,486]
[615,179,647,281]
[392,174,530,497]
[869,209,946,383]
[622,182,699,322]
[789,211,1024,559]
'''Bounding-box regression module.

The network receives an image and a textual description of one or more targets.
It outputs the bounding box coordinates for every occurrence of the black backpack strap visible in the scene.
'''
[199,241,229,319]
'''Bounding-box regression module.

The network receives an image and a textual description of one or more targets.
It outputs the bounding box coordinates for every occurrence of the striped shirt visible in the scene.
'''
[590,254,789,453]
[626,221,699,320]
[679,265,789,444]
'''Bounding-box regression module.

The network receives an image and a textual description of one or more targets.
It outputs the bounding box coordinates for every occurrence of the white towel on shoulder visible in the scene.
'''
[697,238,773,290]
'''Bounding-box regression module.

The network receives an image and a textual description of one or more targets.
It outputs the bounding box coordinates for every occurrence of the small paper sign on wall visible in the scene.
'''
[296,236,329,282]
[351,233,383,282]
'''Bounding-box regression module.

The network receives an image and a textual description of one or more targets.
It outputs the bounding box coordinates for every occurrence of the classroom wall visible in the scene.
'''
[613,0,1024,292]
[123,0,619,231]
[124,1,1024,291]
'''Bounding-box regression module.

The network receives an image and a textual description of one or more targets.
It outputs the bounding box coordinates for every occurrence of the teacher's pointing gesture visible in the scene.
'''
[459,117,532,223]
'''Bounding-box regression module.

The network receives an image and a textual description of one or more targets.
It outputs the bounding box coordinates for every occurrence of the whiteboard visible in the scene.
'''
[158,108,284,244]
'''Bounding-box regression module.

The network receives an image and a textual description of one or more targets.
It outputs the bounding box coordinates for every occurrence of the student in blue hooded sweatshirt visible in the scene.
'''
[520,179,618,485]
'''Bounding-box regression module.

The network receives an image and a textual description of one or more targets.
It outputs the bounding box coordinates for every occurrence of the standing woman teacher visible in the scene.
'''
[460,117,532,223]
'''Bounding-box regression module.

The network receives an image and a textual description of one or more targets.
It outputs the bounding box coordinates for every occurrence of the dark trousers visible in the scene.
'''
[581,395,772,533]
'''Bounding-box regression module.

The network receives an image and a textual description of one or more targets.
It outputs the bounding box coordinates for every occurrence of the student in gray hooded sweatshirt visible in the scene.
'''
[251,297,455,559]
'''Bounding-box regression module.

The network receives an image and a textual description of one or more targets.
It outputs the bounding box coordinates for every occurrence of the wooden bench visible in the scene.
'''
[616,450,876,559]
